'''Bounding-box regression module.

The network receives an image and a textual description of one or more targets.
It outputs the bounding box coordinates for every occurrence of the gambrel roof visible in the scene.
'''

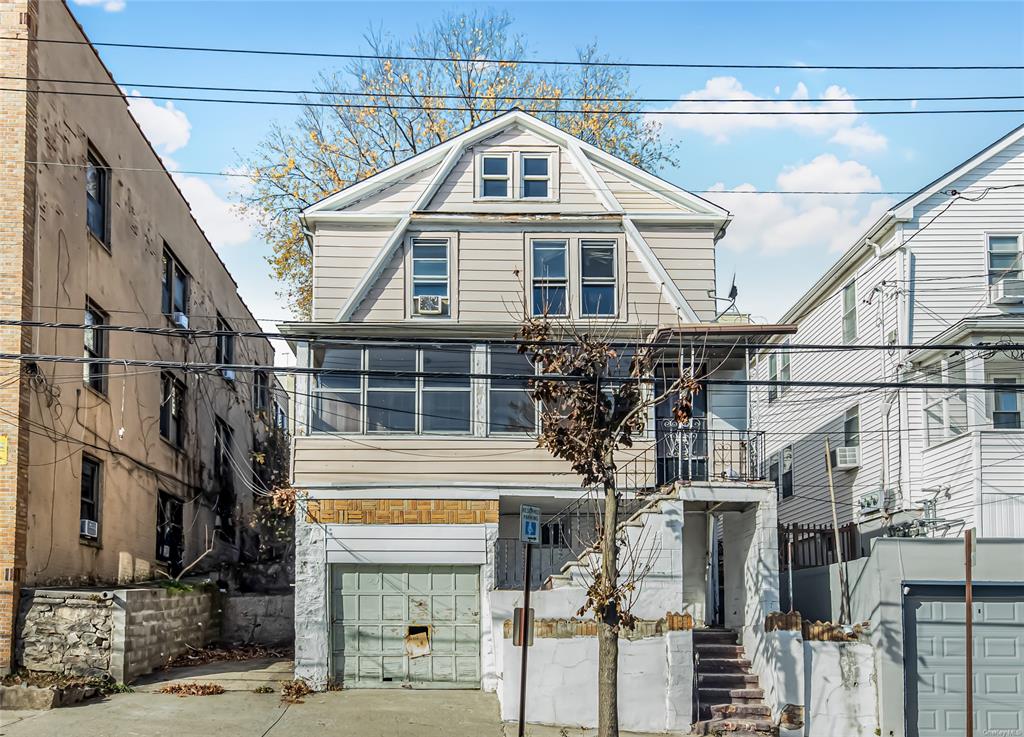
[301,110,731,323]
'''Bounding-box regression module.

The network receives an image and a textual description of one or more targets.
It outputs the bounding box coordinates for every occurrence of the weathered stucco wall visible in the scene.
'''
[804,640,876,737]
[221,593,294,646]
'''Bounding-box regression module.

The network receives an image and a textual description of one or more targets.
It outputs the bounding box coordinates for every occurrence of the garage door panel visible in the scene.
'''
[907,592,1024,737]
[331,563,480,688]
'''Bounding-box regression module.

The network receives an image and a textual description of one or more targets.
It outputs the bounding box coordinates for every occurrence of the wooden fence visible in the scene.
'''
[778,522,860,571]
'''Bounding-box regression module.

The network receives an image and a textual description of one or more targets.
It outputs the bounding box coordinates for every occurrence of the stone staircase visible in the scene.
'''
[692,629,775,736]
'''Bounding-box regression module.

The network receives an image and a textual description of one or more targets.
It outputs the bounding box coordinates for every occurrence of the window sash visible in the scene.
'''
[80,456,100,525]
[521,155,550,198]
[844,407,860,447]
[993,378,1021,429]
[411,239,450,315]
[842,283,857,343]
[580,240,616,316]
[480,154,511,198]
[83,303,107,392]
[216,315,235,366]
[160,373,185,446]
[987,236,1022,283]
[532,240,568,316]
[162,250,189,315]
[767,354,778,402]
[86,151,108,242]
[924,359,971,445]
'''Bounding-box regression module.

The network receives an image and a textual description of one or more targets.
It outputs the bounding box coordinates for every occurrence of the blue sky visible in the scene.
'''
[69,0,1024,336]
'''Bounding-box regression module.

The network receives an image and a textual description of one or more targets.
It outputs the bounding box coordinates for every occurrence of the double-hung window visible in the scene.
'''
[310,345,472,434]
[521,154,551,198]
[488,346,536,433]
[411,238,450,317]
[987,235,1023,284]
[160,371,186,447]
[842,281,857,344]
[215,313,235,380]
[580,240,616,316]
[311,346,361,433]
[366,347,417,433]
[924,359,968,446]
[80,454,101,540]
[253,369,269,413]
[480,154,511,198]
[83,300,108,394]
[844,406,860,447]
[156,491,184,573]
[769,447,794,499]
[993,378,1021,429]
[767,348,789,403]
[162,247,189,322]
[86,147,109,246]
[532,239,568,316]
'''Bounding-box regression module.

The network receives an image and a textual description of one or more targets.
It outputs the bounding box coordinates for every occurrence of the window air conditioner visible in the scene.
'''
[222,368,236,382]
[414,294,444,315]
[830,446,861,470]
[988,278,1024,305]
[171,311,190,329]
[80,519,99,538]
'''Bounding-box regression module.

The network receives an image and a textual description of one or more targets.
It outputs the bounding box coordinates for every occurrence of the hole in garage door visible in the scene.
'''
[330,564,481,688]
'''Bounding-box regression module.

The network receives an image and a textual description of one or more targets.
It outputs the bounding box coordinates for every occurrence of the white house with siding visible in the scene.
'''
[751,122,1024,540]
[281,110,795,733]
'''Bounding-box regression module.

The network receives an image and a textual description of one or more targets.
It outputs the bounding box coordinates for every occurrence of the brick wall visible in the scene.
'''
[0,0,37,673]
[305,498,499,524]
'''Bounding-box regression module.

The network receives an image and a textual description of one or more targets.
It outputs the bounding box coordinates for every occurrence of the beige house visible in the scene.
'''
[0,0,286,672]
[285,110,792,731]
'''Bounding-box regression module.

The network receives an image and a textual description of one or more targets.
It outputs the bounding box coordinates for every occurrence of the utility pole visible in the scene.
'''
[824,438,849,624]
[965,528,975,737]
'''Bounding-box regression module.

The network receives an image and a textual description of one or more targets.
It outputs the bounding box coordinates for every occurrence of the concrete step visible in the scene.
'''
[692,629,739,645]
[692,717,775,735]
[698,672,760,688]
[698,687,765,705]
[711,703,771,719]
[697,657,752,673]
[695,643,746,657]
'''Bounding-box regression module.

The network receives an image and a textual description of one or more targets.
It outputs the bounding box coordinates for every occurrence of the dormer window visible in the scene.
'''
[521,154,550,198]
[480,154,511,198]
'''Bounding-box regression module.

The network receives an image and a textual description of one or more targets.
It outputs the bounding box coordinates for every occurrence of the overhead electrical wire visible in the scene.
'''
[18,36,1024,71]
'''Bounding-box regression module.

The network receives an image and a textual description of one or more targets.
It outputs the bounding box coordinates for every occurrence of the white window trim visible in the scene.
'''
[579,239,619,318]
[923,358,969,447]
[843,405,860,447]
[408,235,454,319]
[841,280,857,344]
[520,152,554,200]
[529,237,570,318]
[486,346,539,437]
[985,232,1024,285]
[476,152,513,200]
[992,376,1021,429]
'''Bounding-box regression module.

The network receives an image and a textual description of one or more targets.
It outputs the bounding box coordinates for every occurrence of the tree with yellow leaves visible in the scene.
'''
[239,10,675,317]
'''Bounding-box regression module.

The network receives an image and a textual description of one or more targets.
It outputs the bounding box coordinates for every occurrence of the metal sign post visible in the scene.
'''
[517,505,540,737]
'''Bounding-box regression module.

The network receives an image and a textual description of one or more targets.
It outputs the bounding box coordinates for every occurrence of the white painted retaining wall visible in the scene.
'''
[804,641,876,737]
[499,630,692,733]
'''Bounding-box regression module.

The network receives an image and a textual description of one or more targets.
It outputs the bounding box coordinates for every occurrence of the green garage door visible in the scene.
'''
[330,564,481,688]
[906,588,1024,737]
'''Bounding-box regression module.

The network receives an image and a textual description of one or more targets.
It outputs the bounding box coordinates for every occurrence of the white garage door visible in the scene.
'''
[330,564,481,688]
[906,588,1024,737]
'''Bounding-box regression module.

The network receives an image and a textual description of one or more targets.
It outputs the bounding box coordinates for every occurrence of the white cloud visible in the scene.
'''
[71,0,125,12]
[125,95,251,248]
[126,91,191,154]
[652,77,887,153]
[710,155,892,255]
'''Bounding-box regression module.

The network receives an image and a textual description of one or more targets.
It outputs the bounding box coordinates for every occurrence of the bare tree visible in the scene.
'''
[518,316,698,737]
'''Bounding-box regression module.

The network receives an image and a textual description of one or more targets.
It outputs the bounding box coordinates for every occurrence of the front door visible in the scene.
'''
[655,364,707,485]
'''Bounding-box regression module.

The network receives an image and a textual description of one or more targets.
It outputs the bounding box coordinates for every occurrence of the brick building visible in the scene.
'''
[0,0,286,672]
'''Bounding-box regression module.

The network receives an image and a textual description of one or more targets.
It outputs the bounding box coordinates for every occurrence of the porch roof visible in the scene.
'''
[908,316,1024,363]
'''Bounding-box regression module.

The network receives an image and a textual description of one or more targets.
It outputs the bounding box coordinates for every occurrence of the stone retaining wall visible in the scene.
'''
[16,584,220,683]
[15,590,114,677]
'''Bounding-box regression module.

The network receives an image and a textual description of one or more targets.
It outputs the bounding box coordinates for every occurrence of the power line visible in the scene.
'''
[6,86,1024,116]
[20,37,1024,71]
[4,351,1024,391]
[5,317,1024,354]
[7,75,1024,106]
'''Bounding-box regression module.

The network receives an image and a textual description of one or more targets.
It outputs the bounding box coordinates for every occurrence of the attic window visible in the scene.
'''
[521,154,550,198]
[480,155,511,198]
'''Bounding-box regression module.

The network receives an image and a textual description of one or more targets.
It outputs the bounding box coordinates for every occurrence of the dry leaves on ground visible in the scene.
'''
[280,678,312,704]
[159,682,226,697]
[164,644,291,670]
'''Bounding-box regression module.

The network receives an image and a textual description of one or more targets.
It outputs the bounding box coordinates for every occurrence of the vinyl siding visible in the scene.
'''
[292,435,656,487]
[751,247,900,525]
[311,224,394,321]
[594,164,693,213]
[905,138,1024,343]
[638,225,717,321]
[920,433,976,529]
[342,162,441,213]
[980,431,1024,537]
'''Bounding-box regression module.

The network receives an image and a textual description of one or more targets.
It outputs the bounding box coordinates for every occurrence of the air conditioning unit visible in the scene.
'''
[160,544,171,558]
[414,294,444,315]
[171,311,189,329]
[830,446,861,470]
[988,278,1024,305]
[80,519,99,538]
[222,368,236,382]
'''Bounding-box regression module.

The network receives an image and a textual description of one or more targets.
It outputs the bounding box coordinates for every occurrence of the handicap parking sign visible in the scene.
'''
[520,505,541,544]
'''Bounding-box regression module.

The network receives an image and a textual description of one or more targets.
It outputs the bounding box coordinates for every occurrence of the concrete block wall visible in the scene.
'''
[114,587,220,682]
